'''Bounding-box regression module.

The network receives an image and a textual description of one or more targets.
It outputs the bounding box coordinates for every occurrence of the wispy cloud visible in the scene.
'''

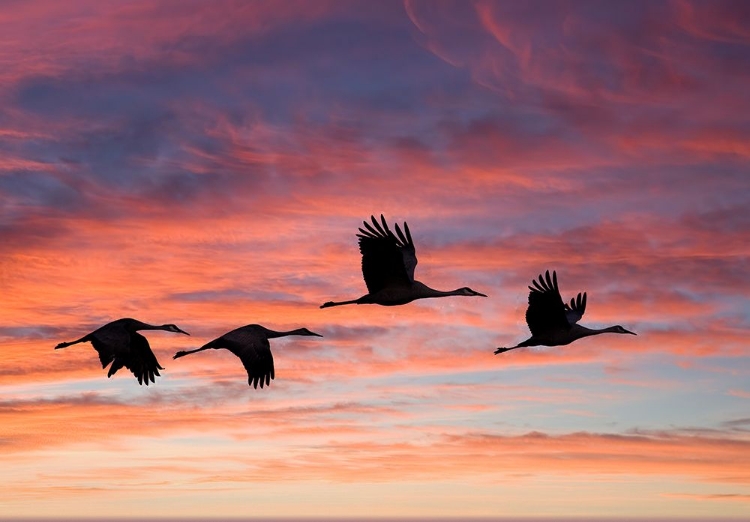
[1,0,749,518]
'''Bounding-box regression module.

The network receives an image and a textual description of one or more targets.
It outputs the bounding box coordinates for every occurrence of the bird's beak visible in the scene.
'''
[625,329,637,335]
[309,331,324,337]
[177,328,190,336]
[474,291,488,297]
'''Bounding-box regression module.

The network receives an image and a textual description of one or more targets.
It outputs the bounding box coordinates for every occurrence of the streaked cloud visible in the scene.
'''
[0,0,748,519]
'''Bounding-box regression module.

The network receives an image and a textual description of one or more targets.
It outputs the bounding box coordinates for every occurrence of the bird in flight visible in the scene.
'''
[321,214,486,308]
[173,324,322,389]
[495,270,636,354]
[54,318,189,385]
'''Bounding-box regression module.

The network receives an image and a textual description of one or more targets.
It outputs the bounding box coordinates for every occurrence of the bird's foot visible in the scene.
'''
[494,347,508,355]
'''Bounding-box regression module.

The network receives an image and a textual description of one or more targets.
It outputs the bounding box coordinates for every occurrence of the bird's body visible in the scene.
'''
[321,214,486,308]
[495,271,635,354]
[54,318,190,384]
[173,324,322,389]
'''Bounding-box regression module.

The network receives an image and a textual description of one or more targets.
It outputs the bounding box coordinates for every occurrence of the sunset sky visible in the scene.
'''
[1,0,749,519]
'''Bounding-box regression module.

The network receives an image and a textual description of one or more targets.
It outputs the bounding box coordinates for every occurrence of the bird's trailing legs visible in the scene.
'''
[54,336,90,349]
[494,339,534,355]
[174,346,211,359]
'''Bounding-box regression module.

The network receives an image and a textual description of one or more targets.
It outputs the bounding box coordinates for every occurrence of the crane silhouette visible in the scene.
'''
[54,318,189,385]
[495,270,636,354]
[321,214,486,308]
[173,324,322,389]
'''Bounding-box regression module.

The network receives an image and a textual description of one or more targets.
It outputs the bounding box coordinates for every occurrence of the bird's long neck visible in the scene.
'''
[136,322,175,332]
[413,282,463,299]
[265,328,310,339]
[125,320,160,332]
[571,325,618,339]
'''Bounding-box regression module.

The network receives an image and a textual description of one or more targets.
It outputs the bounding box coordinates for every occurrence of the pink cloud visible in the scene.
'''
[0,3,747,517]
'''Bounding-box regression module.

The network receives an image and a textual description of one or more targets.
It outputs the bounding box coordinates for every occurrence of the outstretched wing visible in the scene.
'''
[564,291,587,325]
[123,332,164,385]
[90,337,116,369]
[356,214,417,293]
[89,324,130,369]
[221,328,275,389]
[526,270,571,337]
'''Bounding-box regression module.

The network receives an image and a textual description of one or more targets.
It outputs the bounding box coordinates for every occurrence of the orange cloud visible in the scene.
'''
[0,2,747,517]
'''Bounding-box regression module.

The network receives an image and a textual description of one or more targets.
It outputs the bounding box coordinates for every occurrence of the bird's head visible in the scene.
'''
[162,324,190,335]
[457,287,487,297]
[611,325,636,335]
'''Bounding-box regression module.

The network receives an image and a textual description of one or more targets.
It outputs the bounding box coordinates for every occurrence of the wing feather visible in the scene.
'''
[220,328,275,389]
[89,323,130,370]
[564,291,587,325]
[75,320,164,385]
[360,219,381,238]
[525,270,570,337]
[91,337,115,369]
[124,332,164,386]
[356,214,417,293]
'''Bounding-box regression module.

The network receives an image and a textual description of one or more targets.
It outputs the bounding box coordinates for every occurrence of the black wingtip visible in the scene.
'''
[380,214,391,234]
[371,215,386,235]
[361,220,378,237]
[394,222,407,245]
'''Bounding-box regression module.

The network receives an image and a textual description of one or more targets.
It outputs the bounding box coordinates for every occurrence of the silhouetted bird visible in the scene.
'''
[173,324,322,389]
[495,270,636,354]
[55,318,189,385]
[321,214,486,308]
